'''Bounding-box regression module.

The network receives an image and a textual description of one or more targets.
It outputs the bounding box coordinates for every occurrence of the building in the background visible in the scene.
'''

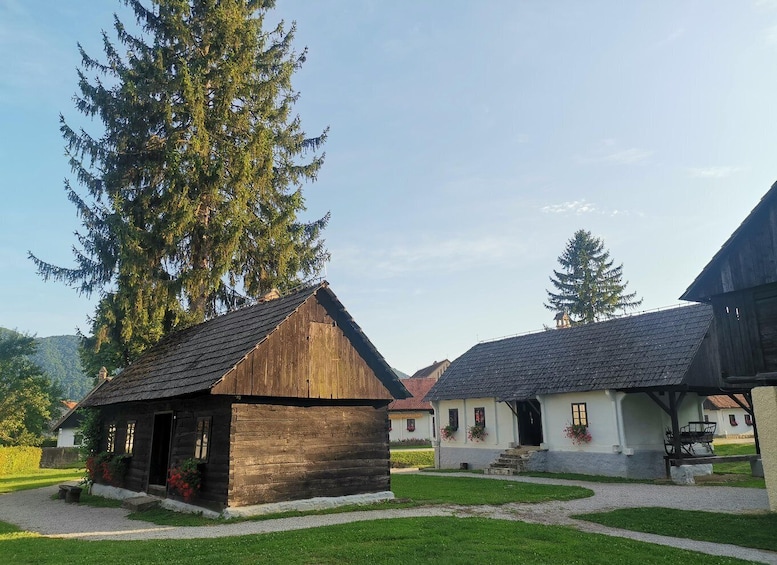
[703,395,754,438]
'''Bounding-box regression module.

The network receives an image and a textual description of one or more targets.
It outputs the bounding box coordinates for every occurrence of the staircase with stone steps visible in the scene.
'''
[484,446,539,475]
[122,495,162,512]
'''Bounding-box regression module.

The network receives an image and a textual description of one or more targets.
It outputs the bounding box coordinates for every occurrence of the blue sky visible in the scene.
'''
[2,1,777,375]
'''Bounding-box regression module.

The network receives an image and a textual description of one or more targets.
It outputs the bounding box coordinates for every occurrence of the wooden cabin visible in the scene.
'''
[682,181,777,382]
[81,282,409,512]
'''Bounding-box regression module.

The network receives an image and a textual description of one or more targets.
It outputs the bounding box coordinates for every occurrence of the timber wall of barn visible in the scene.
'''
[211,297,394,401]
[227,402,390,508]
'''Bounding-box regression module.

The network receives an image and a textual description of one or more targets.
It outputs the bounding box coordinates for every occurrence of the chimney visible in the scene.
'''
[258,288,281,302]
[98,366,112,383]
[554,312,571,329]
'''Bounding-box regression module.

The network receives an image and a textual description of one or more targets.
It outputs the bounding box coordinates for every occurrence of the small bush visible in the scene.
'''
[391,450,434,468]
[0,446,42,476]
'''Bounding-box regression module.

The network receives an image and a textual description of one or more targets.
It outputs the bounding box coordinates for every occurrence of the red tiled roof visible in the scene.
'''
[704,394,747,410]
[388,378,436,411]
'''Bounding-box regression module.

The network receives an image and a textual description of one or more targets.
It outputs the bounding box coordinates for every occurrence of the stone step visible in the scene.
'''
[484,467,516,476]
[122,495,161,512]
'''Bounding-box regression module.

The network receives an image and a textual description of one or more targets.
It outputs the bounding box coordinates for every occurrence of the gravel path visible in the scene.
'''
[0,473,775,563]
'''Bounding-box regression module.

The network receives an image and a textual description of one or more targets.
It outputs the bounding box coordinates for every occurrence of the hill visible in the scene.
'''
[32,334,93,400]
[0,328,92,401]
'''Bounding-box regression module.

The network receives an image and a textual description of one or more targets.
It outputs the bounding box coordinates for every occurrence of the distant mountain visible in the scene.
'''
[0,328,92,401]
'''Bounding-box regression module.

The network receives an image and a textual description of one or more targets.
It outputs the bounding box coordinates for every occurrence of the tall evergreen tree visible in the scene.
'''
[30,0,329,372]
[545,229,642,324]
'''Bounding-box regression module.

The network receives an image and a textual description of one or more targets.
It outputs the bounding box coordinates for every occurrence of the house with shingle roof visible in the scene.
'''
[80,282,409,514]
[426,303,747,478]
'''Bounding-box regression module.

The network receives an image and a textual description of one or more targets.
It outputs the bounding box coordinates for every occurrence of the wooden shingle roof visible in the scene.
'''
[426,304,716,402]
[83,283,408,406]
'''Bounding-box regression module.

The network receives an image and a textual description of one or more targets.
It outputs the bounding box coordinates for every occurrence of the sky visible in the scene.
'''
[3,1,777,375]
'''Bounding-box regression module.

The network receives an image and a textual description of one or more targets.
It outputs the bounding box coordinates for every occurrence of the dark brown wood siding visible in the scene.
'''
[96,397,232,510]
[227,402,390,507]
[212,298,394,401]
[709,283,777,378]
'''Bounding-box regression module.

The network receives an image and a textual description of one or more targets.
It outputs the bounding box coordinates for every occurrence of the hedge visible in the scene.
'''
[390,450,434,468]
[0,446,42,476]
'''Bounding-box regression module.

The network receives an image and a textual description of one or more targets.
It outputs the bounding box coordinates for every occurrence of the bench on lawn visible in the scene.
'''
[58,483,83,503]
[664,454,761,477]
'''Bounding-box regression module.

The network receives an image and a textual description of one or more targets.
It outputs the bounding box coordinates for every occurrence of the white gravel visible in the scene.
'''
[0,473,775,563]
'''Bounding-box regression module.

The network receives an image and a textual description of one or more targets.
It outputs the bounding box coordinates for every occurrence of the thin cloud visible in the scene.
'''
[541,200,636,218]
[574,139,652,165]
[654,27,685,49]
[686,166,742,179]
[542,200,597,215]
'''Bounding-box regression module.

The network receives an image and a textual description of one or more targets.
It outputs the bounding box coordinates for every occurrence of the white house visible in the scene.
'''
[703,394,755,438]
[388,377,438,442]
[426,304,750,479]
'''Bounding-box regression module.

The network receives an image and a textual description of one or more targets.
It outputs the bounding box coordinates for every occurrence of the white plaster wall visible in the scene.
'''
[542,391,619,452]
[622,392,707,450]
[57,427,78,448]
[703,408,753,437]
[389,412,434,442]
[435,398,515,449]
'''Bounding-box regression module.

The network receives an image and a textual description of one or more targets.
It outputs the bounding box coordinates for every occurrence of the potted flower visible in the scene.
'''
[85,451,130,487]
[168,458,203,502]
[467,425,487,442]
[440,424,457,440]
[563,423,592,445]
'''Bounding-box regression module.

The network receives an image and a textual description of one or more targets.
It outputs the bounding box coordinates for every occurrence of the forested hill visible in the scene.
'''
[0,329,92,401]
[32,334,92,401]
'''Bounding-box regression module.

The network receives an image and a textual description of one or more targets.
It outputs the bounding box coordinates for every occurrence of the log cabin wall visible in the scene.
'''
[212,297,394,401]
[227,402,390,508]
[97,397,232,509]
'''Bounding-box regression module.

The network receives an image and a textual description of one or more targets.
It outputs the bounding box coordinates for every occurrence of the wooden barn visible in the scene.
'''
[682,181,777,383]
[81,282,409,512]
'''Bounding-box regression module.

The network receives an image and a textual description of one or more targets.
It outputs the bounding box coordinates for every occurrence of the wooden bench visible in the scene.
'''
[58,484,83,503]
[664,454,761,477]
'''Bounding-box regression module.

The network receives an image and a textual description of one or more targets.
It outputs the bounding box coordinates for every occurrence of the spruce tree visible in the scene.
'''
[30,0,329,372]
[545,229,642,324]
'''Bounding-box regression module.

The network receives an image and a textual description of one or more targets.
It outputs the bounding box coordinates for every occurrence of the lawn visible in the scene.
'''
[0,468,83,494]
[391,474,593,505]
[0,516,754,565]
[712,442,757,474]
[575,507,777,552]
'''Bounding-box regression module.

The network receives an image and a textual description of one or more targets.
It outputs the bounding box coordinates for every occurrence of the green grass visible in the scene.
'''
[521,471,657,484]
[712,442,757,475]
[0,516,754,564]
[575,507,777,552]
[0,468,83,493]
[390,474,593,505]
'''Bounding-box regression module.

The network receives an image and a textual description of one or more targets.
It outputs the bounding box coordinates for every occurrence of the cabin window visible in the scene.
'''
[448,409,459,430]
[106,423,117,452]
[406,418,416,432]
[745,414,754,426]
[571,403,588,427]
[729,414,738,427]
[474,407,486,427]
[124,421,136,455]
[73,433,84,446]
[195,417,211,461]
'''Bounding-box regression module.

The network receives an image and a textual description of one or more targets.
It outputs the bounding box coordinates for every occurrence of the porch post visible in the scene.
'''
[669,391,682,461]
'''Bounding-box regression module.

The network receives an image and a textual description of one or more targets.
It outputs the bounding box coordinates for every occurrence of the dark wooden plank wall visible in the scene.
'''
[228,403,390,508]
[684,322,724,388]
[212,298,393,400]
[98,397,232,509]
[690,202,777,299]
